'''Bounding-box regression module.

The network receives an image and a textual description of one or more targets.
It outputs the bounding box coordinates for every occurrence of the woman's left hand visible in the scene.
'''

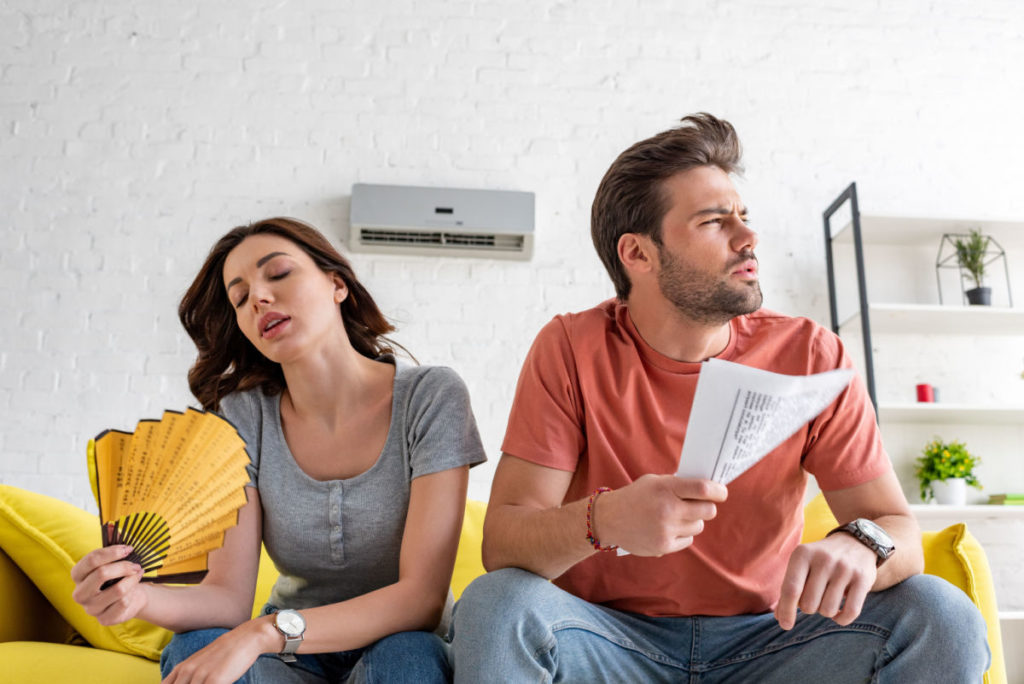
[161,617,278,684]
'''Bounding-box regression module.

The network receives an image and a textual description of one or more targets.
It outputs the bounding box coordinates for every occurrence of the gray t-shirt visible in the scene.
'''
[220,361,486,612]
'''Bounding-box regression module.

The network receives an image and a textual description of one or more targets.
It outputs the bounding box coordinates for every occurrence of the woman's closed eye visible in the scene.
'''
[231,271,290,308]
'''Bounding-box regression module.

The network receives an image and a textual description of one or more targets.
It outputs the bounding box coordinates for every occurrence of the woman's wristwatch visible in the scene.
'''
[273,609,306,662]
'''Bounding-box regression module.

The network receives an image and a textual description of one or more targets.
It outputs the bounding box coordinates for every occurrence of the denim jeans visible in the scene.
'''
[160,606,451,684]
[450,568,990,683]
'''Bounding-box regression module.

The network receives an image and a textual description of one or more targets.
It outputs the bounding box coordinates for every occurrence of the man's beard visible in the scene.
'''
[657,248,763,325]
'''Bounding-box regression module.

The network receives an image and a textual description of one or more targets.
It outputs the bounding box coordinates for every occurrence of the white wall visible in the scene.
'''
[3,0,1024,511]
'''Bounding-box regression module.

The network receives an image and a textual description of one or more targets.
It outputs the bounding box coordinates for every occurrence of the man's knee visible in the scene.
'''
[887,574,990,666]
[455,567,553,628]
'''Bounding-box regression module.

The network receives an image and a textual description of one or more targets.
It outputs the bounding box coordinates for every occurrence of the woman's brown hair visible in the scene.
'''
[179,217,397,411]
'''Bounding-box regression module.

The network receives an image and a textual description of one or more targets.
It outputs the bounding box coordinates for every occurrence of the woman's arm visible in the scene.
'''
[71,487,264,631]
[169,464,470,676]
[288,465,469,650]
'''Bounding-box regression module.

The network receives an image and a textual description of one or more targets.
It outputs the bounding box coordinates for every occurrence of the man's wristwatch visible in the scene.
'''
[827,518,895,567]
[273,609,306,662]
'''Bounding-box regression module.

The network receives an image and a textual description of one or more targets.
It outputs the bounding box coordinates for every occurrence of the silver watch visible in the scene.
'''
[273,609,306,662]
[827,518,895,567]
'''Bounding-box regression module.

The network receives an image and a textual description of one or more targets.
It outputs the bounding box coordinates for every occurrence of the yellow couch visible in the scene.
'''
[0,485,1006,683]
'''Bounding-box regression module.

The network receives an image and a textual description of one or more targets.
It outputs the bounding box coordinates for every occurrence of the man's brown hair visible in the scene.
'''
[591,113,744,299]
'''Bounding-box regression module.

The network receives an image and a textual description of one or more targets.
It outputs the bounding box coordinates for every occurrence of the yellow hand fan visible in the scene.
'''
[86,408,251,584]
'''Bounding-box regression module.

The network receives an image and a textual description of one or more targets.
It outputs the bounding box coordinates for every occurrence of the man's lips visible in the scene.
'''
[731,259,759,278]
[258,312,291,338]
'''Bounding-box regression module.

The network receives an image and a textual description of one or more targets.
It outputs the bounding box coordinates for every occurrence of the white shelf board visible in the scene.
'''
[879,403,1024,425]
[838,303,1024,335]
[909,504,1024,521]
[831,215,1024,247]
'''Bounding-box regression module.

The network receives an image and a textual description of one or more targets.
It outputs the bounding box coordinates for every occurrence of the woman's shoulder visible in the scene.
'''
[217,386,280,433]
[395,362,468,397]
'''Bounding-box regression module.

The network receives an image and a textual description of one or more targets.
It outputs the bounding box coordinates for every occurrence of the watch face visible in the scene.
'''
[276,610,305,637]
[855,518,893,548]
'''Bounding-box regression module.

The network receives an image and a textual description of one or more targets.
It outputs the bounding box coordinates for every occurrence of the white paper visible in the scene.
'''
[675,358,854,484]
[616,359,852,556]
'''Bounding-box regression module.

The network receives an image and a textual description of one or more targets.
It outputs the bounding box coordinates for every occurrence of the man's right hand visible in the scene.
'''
[595,475,727,556]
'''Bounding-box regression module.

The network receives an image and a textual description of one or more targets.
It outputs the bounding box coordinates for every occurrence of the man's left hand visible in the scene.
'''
[774,533,878,631]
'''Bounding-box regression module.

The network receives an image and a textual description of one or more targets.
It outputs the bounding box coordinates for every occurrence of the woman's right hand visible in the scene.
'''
[71,545,149,625]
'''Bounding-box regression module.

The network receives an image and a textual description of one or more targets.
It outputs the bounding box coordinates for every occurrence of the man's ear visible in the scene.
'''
[332,274,349,304]
[617,233,657,277]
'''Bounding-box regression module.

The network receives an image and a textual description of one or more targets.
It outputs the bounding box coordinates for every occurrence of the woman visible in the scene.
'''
[71,217,486,683]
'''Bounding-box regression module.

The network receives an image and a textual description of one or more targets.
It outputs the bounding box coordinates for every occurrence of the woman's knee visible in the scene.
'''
[355,631,450,684]
[159,628,231,677]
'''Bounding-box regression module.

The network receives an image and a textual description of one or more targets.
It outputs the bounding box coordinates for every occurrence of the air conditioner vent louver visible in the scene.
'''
[358,229,525,252]
[360,229,444,246]
[349,183,534,260]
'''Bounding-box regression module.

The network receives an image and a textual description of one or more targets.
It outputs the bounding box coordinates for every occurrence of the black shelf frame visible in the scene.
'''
[822,181,878,414]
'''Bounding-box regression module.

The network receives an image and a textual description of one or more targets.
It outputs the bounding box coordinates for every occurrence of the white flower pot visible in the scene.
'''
[931,478,967,505]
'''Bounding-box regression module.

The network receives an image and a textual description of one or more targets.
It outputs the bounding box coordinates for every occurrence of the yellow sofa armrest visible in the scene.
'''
[0,547,76,645]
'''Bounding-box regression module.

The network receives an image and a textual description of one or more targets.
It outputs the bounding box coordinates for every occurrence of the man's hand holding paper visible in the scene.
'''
[598,475,727,557]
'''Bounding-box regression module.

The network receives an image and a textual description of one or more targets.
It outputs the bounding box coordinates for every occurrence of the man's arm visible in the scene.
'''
[482,453,727,580]
[774,470,923,630]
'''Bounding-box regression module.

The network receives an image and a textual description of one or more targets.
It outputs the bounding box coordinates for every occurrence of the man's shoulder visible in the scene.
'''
[550,298,622,337]
[735,309,843,368]
[738,308,830,337]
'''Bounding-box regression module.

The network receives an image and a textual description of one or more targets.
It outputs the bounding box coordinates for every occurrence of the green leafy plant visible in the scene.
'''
[914,438,982,502]
[953,229,990,289]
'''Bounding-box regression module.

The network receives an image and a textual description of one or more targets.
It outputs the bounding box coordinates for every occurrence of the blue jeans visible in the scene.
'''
[450,568,990,683]
[161,608,451,684]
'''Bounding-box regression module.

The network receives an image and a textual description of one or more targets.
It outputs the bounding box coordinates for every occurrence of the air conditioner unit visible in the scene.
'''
[349,183,535,260]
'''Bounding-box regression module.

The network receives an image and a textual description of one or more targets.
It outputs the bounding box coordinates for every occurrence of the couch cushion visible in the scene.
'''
[0,641,159,682]
[0,485,172,661]
[452,499,486,600]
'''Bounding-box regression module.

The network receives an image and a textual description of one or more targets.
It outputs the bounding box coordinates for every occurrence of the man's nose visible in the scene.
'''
[730,217,757,252]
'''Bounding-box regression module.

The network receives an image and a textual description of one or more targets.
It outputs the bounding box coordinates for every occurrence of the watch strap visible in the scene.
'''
[279,635,300,662]
[827,520,894,567]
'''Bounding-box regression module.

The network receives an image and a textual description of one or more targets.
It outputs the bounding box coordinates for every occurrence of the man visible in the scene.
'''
[451,114,989,682]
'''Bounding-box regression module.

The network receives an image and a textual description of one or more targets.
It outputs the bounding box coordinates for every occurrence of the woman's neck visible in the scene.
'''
[279,340,393,428]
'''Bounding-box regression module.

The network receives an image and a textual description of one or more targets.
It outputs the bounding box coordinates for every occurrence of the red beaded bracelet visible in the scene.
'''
[585,487,618,552]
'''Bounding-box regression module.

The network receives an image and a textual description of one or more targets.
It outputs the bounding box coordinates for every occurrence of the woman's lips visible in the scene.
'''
[259,312,291,339]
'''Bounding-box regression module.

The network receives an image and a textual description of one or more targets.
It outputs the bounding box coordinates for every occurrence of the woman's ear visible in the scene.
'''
[332,274,349,304]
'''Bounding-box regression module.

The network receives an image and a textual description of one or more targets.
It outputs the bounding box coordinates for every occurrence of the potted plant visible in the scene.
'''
[953,229,992,305]
[914,438,982,505]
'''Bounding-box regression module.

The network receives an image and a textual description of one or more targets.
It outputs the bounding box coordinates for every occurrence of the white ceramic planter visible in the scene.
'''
[931,477,968,505]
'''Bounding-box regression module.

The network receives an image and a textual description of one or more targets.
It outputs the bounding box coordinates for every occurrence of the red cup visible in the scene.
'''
[916,383,934,403]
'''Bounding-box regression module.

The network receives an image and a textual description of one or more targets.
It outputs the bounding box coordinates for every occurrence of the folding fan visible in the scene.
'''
[87,408,251,584]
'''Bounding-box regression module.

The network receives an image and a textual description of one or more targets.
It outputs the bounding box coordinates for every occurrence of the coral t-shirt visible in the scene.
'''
[500,299,891,617]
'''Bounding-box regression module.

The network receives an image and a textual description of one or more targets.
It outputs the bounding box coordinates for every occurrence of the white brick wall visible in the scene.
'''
[3,0,1024,517]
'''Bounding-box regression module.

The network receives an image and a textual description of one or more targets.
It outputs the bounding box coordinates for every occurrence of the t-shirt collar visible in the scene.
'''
[617,300,739,374]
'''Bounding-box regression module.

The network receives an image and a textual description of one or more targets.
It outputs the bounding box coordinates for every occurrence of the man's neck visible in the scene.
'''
[625,296,733,363]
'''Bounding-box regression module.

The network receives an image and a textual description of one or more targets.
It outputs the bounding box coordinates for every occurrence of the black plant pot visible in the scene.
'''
[965,286,992,306]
